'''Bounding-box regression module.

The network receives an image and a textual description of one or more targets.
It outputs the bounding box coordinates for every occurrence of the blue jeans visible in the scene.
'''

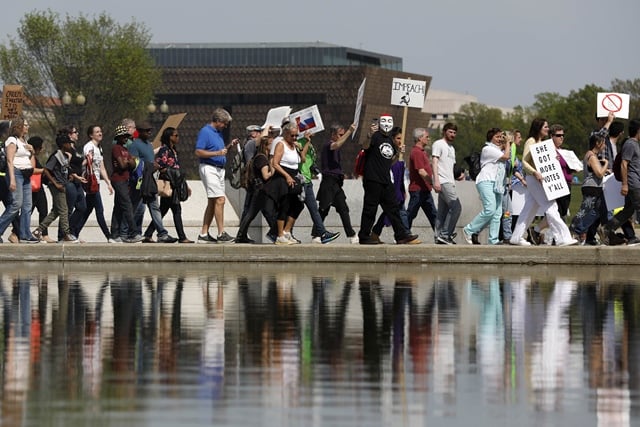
[303,181,327,237]
[501,188,513,241]
[435,182,461,239]
[0,168,32,239]
[61,181,86,239]
[407,190,437,230]
[464,180,502,244]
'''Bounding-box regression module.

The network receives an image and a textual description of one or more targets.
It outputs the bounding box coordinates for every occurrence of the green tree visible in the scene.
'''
[610,78,640,119]
[530,84,605,152]
[0,10,160,138]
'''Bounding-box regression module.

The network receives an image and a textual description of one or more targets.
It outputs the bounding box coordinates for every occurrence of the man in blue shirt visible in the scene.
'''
[195,108,238,243]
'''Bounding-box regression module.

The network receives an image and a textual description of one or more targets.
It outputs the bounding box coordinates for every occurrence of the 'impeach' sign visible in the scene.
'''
[1,85,24,120]
[530,139,570,201]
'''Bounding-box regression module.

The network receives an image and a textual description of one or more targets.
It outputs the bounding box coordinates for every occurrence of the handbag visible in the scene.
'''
[158,178,173,198]
[82,152,100,194]
[30,173,42,192]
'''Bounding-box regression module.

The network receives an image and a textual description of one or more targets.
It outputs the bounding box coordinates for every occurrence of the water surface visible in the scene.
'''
[0,263,637,427]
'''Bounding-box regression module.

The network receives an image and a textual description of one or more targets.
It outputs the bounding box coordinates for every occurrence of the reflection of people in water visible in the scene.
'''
[199,277,225,400]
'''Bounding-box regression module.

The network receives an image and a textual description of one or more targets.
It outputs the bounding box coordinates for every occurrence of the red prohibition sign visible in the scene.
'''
[602,94,623,113]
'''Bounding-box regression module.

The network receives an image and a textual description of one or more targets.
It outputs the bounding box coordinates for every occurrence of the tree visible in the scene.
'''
[0,10,160,139]
[530,84,605,152]
[610,78,640,119]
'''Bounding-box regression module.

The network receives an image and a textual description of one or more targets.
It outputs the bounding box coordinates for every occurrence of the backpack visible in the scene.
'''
[354,149,366,178]
[464,151,481,180]
[228,144,244,189]
[613,138,630,181]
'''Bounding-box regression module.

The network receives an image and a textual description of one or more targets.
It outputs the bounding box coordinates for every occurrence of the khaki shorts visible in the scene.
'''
[199,163,226,198]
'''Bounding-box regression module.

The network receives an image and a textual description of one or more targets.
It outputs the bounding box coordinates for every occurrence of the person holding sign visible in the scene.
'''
[601,119,640,246]
[357,114,419,245]
[569,134,609,245]
[509,118,577,246]
[462,128,510,245]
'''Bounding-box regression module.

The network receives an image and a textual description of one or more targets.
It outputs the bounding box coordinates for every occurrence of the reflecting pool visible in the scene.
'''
[0,263,638,427]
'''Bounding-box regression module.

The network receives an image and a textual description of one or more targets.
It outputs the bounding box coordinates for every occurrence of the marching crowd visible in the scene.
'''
[0,107,638,246]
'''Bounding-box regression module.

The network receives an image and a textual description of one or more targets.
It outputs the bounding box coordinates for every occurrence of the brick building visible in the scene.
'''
[148,42,432,178]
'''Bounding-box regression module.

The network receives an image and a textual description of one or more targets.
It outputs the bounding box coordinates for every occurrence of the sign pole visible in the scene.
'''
[400,77,410,148]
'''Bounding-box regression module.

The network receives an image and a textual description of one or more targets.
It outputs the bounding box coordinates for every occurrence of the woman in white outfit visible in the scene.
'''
[509,118,577,246]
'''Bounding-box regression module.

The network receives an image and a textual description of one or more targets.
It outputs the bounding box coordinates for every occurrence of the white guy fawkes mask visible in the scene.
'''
[379,115,394,134]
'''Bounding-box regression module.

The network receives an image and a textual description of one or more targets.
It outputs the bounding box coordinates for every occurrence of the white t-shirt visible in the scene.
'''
[476,143,504,183]
[5,136,32,170]
[83,141,103,181]
[431,138,456,184]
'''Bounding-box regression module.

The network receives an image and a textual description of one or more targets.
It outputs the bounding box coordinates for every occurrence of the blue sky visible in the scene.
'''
[3,0,638,108]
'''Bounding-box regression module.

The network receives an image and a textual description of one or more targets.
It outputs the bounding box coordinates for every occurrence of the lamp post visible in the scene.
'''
[147,100,169,130]
[61,90,87,129]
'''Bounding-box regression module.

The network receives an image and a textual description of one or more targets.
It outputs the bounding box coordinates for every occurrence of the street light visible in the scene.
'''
[61,90,87,129]
[147,100,169,129]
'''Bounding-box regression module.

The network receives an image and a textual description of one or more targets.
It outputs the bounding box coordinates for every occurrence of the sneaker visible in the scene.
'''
[608,231,626,246]
[528,226,541,245]
[557,238,578,246]
[21,235,40,244]
[157,234,178,243]
[436,236,453,245]
[8,233,19,244]
[216,231,235,243]
[584,239,600,246]
[109,237,123,243]
[626,236,640,247]
[311,236,322,244]
[234,236,255,244]
[472,234,480,245]
[197,233,217,244]
[62,234,80,243]
[42,235,56,243]
[142,236,155,243]
[179,239,194,244]
[359,236,383,245]
[265,232,277,244]
[349,235,359,244]
[462,228,473,244]
[396,234,421,244]
[32,228,42,241]
[320,231,340,244]
[275,235,294,245]
[283,232,300,244]
[510,238,532,246]
[124,234,144,244]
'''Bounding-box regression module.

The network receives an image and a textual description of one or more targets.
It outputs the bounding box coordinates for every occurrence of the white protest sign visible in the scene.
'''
[390,78,426,109]
[289,105,324,135]
[262,106,292,130]
[558,148,583,172]
[597,92,630,120]
[353,78,366,139]
[603,173,624,211]
[530,139,570,200]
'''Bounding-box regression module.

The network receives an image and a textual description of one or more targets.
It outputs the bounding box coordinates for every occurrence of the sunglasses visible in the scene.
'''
[553,134,565,138]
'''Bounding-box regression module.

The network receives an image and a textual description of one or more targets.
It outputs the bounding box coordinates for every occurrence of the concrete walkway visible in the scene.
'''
[0,241,638,265]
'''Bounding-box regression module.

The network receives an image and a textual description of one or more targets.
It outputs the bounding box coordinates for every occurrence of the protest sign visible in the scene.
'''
[530,139,570,200]
[1,85,24,120]
[289,105,324,135]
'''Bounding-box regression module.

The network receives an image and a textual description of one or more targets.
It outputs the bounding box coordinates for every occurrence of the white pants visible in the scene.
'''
[510,177,573,244]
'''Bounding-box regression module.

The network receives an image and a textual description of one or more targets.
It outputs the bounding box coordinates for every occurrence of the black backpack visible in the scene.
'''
[613,138,630,181]
[464,151,482,180]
